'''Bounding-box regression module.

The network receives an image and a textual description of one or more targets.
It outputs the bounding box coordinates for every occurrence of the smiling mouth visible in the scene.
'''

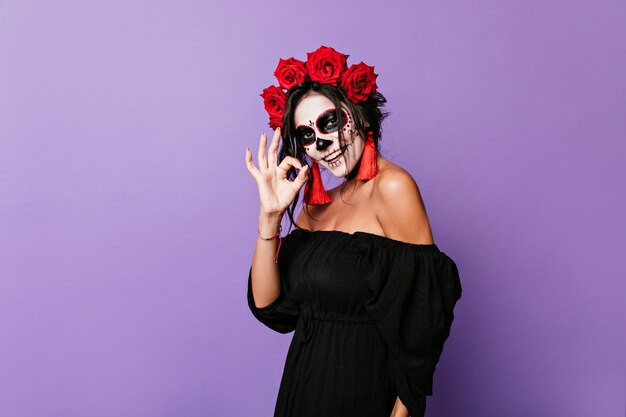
[323,144,351,163]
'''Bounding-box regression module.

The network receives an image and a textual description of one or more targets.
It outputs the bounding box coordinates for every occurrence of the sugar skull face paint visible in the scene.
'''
[295,108,350,147]
[293,93,366,178]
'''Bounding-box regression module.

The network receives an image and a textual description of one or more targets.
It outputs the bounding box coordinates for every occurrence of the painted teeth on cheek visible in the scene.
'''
[326,149,340,160]
[325,149,341,162]
[324,143,351,166]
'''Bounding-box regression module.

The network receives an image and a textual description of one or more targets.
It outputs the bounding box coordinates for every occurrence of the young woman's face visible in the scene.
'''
[293,92,365,178]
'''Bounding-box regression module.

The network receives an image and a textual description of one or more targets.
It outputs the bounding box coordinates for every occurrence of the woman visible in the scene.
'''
[244,46,462,417]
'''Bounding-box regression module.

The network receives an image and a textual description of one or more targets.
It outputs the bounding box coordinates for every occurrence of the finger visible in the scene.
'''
[267,127,280,169]
[276,156,304,180]
[257,132,268,171]
[291,165,309,192]
[245,147,261,181]
[278,156,304,170]
[246,147,262,180]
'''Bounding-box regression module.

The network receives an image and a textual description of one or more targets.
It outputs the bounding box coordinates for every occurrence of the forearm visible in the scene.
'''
[250,212,284,308]
[390,396,409,417]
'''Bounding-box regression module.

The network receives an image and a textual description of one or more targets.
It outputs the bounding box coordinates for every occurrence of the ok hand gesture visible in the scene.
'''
[245,128,309,216]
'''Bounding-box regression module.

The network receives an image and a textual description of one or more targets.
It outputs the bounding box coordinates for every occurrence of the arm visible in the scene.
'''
[250,212,284,308]
[251,205,310,307]
[245,128,309,308]
[390,396,409,417]
[374,169,431,417]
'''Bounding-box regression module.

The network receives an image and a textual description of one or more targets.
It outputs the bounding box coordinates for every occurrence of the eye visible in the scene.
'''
[325,115,336,129]
[295,126,316,146]
[317,109,347,134]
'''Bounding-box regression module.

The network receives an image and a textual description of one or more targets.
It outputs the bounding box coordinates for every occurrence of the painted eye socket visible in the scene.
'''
[317,109,348,134]
[295,126,316,146]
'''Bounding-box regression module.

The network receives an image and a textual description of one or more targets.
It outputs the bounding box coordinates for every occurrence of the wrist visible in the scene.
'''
[259,210,284,221]
[258,212,283,236]
[258,224,282,240]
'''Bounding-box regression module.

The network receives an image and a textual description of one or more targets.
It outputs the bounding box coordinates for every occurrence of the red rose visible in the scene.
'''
[305,45,349,86]
[340,62,378,103]
[260,85,287,130]
[274,57,308,90]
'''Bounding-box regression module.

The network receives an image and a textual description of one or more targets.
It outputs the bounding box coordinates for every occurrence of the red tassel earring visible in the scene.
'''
[356,131,378,180]
[304,160,332,205]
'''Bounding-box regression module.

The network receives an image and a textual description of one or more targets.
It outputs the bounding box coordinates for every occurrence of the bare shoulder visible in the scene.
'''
[373,159,434,244]
[373,160,420,197]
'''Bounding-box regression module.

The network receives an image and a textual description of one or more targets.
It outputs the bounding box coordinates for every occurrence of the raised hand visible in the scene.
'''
[245,127,309,216]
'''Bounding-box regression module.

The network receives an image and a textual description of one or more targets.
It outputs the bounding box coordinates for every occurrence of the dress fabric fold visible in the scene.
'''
[247,228,462,417]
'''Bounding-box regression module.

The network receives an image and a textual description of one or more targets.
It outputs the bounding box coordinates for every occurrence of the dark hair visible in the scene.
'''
[278,81,389,231]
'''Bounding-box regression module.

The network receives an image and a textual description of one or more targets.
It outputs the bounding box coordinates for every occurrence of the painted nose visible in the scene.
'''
[316,137,333,151]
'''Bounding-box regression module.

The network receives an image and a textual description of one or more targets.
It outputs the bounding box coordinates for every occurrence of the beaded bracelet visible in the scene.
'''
[258,225,283,263]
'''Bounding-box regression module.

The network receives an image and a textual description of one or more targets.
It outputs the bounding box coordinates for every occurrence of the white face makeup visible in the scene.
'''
[294,93,365,178]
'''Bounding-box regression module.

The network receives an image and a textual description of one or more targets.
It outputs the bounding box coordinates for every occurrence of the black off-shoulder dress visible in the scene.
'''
[247,229,462,417]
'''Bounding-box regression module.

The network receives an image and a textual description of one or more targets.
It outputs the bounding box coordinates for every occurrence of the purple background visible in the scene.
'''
[1,1,624,416]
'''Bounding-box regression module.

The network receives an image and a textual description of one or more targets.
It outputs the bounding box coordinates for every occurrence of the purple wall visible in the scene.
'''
[1,1,624,416]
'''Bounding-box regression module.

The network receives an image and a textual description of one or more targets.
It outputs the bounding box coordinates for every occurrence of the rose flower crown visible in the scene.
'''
[260,45,379,205]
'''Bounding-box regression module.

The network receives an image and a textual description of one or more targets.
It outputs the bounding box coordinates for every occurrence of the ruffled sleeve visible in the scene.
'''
[246,228,311,334]
[358,236,462,417]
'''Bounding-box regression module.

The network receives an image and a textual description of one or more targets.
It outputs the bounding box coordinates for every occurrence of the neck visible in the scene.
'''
[345,159,361,180]
[341,155,382,190]
[345,154,383,179]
